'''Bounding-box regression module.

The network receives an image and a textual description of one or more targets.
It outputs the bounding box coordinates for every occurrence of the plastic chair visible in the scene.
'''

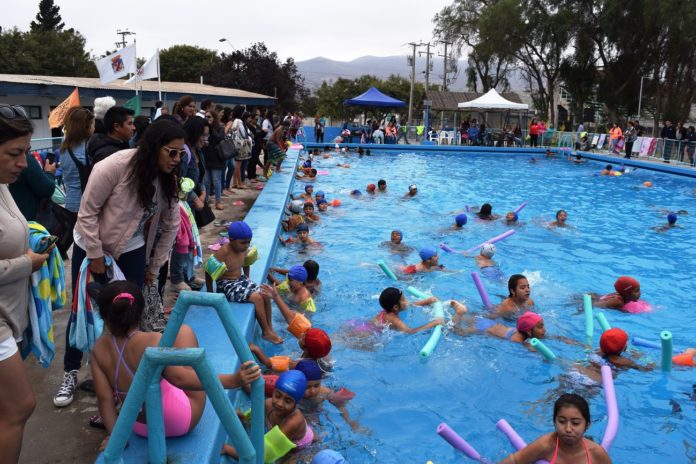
[438,131,453,145]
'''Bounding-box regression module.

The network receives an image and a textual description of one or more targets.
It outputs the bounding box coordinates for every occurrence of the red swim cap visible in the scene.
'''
[367,183,376,192]
[516,311,542,333]
[600,328,628,355]
[303,328,332,359]
[614,276,639,296]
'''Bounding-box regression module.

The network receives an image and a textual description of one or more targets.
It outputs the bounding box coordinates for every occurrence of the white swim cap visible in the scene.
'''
[480,243,496,258]
[289,200,304,214]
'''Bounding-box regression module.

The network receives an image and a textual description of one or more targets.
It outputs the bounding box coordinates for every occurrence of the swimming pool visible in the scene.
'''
[267,148,696,463]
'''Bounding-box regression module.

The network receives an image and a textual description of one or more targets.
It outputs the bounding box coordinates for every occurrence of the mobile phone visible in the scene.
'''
[45,153,56,165]
[36,235,59,254]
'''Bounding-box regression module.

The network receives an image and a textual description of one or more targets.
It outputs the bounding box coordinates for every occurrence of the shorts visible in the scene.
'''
[265,142,286,164]
[217,275,258,303]
[0,336,19,362]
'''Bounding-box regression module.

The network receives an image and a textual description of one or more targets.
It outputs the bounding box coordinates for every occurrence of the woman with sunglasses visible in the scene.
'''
[0,104,51,462]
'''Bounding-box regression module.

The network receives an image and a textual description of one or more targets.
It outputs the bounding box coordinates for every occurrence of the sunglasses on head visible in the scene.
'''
[162,146,186,159]
[0,104,28,120]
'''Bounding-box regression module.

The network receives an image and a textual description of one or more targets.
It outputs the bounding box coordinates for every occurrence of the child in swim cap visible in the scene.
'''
[294,359,362,431]
[653,213,680,233]
[350,189,361,197]
[316,198,329,212]
[267,264,316,313]
[403,184,418,198]
[269,260,321,295]
[299,184,314,201]
[454,213,468,228]
[593,328,654,372]
[372,287,442,334]
[283,201,306,232]
[504,211,518,225]
[476,243,496,268]
[366,183,376,194]
[282,223,319,246]
[221,370,314,460]
[402,247,445,274]
[594,276,641,311]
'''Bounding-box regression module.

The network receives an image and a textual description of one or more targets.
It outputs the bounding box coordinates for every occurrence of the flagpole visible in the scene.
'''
[157,49,162,101]
[133,38,138,96]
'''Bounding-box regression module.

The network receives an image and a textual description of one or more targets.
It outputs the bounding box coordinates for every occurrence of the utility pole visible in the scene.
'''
[420,42,433,91]
[407,42,419,126]
[115,29,135,49]
[438,40,453,91]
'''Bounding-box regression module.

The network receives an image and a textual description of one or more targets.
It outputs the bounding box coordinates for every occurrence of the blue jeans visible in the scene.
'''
[170,250,193,284]
[223,159,235,189]
[205,168,222,202]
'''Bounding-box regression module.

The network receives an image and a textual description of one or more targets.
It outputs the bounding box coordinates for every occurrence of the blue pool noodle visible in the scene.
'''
[406,287,443,357]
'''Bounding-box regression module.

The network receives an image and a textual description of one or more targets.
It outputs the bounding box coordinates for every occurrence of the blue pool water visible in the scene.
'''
[267,150,696,463]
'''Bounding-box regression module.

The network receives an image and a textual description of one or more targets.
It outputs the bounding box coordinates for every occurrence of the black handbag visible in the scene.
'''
[216,133,238,160]
[193,202,216,228]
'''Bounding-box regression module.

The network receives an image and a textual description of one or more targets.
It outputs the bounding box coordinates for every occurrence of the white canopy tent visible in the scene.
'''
[458,88,528,111]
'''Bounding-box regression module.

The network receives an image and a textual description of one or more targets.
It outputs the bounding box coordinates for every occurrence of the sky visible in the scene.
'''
[3,0,455,62]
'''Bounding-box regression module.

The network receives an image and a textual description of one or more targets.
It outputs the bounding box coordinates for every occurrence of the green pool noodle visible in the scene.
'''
[263,425,297,463]
[530,338,556,361]
[595,312,611,332]
[583,294,593,338]
[407,286,430,300]
[420,301,445,358]
[377,259,397,281]
[661,330,673,372]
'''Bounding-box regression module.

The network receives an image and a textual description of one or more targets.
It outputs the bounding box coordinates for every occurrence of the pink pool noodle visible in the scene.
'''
[471,272,492,309]
[437,423,482,461]
[513,201,528,214]
[600,365,619,451]
[465,229,516,254]
[496,419,550,464]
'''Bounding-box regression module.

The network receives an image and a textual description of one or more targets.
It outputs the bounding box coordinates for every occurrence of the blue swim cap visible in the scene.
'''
[393,229,403,238]
[303,160,312,168]
[228,221,253,240]
[315,190,325,198]
[295,359,322,381]
[305,184,314,192]
[288,265,308,283]
[311,450,346,464]
[274,370,307,403]
[296,223,309,233]
[455,213,468,226]
[419,246,437,261]
[513,213,519,221]
[351,189,361,196]
[668,213,678,224]
[317,198,328,206]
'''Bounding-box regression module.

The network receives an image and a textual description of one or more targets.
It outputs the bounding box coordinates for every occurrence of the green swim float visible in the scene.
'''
[407,286,443,358]
[263,425,297,463]
[244,246,258,267]
[204,255,227,281]
[530,338,556,361]
[378,259,397,281]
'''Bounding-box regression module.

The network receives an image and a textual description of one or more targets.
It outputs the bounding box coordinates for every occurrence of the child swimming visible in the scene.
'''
[282,201,306,232]
[377,179,387,192]
[380,230,413,254]
[548,209,568,228]
[371,287,442,334]
[270,260,322,295]
[303,202,320,222]
[90,281,261,450]
[282,223,320,247]
[403,184,417,198]
[652,213,680,232]
[298,184,314,202]
[267,265,317,313]
[476,203,500,220]
[593,276,641,311]
[504,211,519,225]
[366,183,376,194]
[499,393,612,464]
[316,199,329,212]
[221,370,315,460]
[495,274,535,317]
[402,247,445,274]
[206,221,282,343]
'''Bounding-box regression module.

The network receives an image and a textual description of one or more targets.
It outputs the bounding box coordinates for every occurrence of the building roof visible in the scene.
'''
[422,90,524,111]
[0,74,276,106]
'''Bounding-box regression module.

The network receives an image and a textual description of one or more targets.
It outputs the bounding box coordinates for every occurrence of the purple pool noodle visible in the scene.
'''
[513,201,528,214]
[600,365,619,451]
[437,423,481,461]
[465,229,516,254]
[471,272,492,309]
[496,419,550,464]
[440,242,456,253]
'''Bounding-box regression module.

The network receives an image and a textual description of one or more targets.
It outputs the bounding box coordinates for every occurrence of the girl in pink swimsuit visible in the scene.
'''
[90,281,261,451]
[499,394,612,463]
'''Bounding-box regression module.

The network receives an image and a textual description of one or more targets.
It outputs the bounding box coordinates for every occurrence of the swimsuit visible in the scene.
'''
[504,328,516,340]
[112,332,192,438]
[265,408,314,449]
[550,434,591,464]
[475,318,496,334]
[217,275,259,302]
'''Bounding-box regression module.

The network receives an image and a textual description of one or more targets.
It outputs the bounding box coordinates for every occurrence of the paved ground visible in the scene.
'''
[20,184,263,464]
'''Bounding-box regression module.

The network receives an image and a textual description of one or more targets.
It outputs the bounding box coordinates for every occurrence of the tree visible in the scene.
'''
[30,0,64,32]
[203,42,307,111]
[159,45,219,83]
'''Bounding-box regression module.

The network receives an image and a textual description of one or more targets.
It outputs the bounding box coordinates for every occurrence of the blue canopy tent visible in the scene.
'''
[343,86,406,107]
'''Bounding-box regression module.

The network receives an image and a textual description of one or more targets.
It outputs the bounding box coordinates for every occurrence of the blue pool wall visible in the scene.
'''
[96,147,301,463]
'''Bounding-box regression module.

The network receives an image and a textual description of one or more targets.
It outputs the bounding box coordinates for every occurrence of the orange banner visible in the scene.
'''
[48,87,80,129]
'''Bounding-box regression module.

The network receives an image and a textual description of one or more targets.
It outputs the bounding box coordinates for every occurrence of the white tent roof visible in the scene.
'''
[458,88,528,110]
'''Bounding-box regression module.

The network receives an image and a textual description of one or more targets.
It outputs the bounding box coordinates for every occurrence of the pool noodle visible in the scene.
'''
[632,336,683,353]
[583,294,593,339]
[407,286,429,300]
[377,259,397,281]
[661,330,672,372]
[406,287,443,357]
[471,272,493,309]
[513,201,528,214]
[530,338,556,361]
[595,312,611,332]
[600,365,619,451]
[440,242,457,253]
[465,229,516,254]
[495,419,550,464]
[436,423,482,461]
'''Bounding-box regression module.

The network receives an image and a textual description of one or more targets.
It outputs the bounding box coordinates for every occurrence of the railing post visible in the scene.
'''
[145,377,166,464]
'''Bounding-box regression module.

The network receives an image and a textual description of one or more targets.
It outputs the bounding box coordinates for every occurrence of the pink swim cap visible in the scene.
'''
[516,311,542,333]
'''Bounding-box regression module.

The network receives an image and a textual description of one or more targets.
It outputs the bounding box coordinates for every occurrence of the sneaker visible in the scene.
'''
[54,370,78,407]
[172,281,191,292]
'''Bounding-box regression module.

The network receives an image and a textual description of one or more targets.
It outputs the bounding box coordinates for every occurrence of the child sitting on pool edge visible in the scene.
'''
[206,221,283,344]
[221,370,315,461]
[372,287,442,334]
[403,247,445,274]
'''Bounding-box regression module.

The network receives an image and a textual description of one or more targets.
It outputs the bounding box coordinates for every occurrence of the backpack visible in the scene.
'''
[66,148,92,193]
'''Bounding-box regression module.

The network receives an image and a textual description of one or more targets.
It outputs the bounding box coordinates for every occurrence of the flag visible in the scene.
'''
[123,95,141,116]
[48,87,80,129]
[125,50,159,85]
[93,44,137,85]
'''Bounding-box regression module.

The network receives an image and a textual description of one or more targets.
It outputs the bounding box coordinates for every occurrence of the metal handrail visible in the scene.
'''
[102,291,264,464]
